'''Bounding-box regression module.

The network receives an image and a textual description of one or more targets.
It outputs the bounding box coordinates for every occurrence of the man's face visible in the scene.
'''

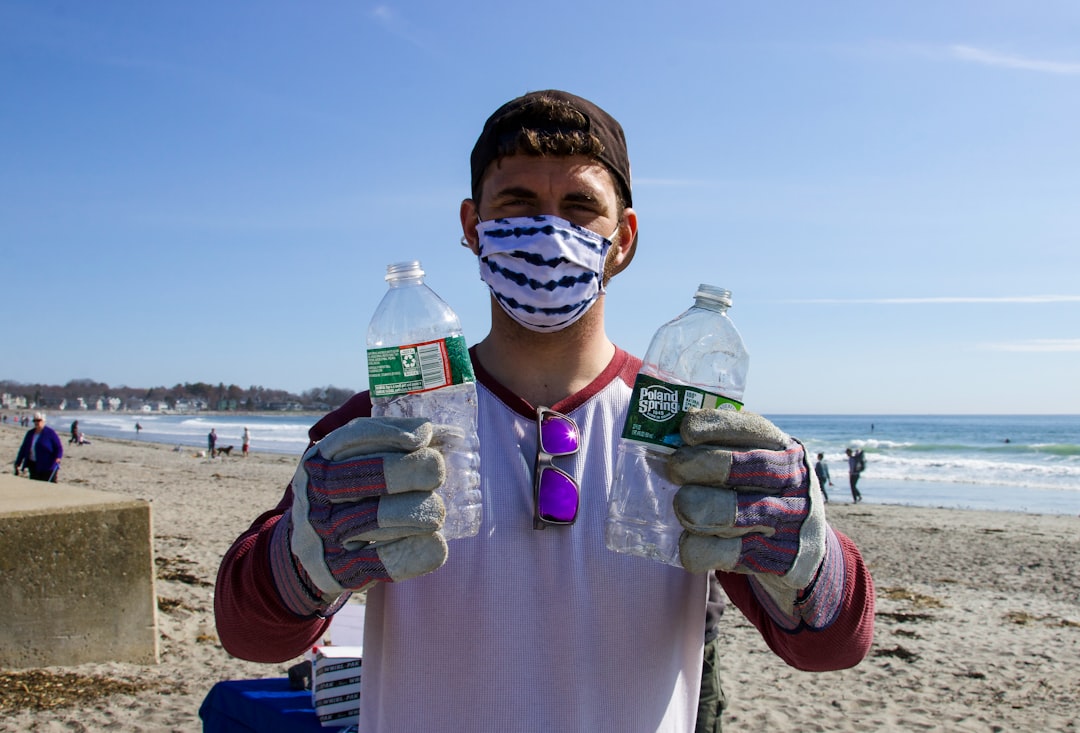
[476,154,622,237]
[460,153,638,283]
[33,418,44,432]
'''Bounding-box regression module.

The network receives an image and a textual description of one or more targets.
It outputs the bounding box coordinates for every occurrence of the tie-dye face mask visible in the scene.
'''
[475,215,615,333]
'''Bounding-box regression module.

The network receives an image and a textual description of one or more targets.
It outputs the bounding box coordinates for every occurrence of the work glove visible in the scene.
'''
[270,416,448,616]
[670,409,839,626]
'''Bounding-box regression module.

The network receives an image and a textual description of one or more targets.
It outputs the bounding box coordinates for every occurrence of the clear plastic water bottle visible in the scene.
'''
[605,284,749,566]
[366,261,482,540]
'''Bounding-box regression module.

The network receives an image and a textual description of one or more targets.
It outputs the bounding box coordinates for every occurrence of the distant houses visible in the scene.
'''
[124,399,171,413]
[121,398,208,413]
[265,401,305,411]
[0,394,310,413]
[2,386,334,414]
[1,393,30,410]
[2,394,188,413]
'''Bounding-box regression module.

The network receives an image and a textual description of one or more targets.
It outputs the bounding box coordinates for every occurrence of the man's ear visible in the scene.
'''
[608,207,638,276]
[459,199,480,254]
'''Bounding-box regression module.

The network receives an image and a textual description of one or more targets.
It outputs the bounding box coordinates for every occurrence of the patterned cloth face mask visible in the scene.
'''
[475,215,616,333]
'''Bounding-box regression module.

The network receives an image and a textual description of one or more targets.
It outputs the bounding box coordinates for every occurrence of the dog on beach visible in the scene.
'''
[215,445,234,457]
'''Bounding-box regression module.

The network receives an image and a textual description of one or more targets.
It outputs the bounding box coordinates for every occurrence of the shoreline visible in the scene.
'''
[819,476,1079,517]
[1,428,1078,730]
[5,420,1075,517]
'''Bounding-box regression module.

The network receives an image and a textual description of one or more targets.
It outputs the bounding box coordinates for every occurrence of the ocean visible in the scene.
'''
[770,414,1079,516]
[53,411,1079,516]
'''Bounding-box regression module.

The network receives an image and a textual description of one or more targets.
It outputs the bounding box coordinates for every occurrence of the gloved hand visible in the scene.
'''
[270,416,449,616]
[669,409,827,618]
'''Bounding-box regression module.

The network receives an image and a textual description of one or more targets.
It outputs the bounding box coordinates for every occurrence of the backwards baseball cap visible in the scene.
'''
[470,90,633,206]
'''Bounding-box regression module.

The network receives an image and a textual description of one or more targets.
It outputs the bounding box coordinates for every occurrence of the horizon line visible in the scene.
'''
[783,295,1080,305]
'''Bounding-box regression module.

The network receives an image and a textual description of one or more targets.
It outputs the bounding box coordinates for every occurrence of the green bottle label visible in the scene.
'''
[367,335,475,398]
[622,373,743,452]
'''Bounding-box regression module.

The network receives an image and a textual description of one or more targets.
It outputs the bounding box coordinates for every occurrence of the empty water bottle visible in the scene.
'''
[605,284,749,566]
[366,261,482,539]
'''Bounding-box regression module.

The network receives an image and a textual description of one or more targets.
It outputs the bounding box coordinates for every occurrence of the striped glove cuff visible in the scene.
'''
[269,512,351,618]
[748,527,845,631]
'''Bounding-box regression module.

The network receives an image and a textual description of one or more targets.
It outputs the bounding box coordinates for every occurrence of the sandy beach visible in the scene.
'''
[1,423,1077,732]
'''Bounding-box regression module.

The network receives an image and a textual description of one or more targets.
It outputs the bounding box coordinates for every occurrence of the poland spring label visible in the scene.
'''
[367,335,475,398]
[622,373,743,451]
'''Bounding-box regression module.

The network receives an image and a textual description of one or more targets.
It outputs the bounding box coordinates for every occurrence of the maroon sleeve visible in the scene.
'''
[213,393,372,663]
[213,489,331,662]
[717,529,875,671]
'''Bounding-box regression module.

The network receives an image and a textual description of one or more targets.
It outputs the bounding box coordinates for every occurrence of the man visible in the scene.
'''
[814,452,832,503]
[14,412,63,482]
[845,447,865,503]
[242,427,251,457]
[208,428,217,459]
[215,90,875,731]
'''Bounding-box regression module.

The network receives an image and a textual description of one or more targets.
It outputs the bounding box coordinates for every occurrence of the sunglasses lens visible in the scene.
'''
[536,468,578,523]
[539,413,578,455]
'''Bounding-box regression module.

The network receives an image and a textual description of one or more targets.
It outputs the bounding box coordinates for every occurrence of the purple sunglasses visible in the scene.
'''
[533,407,581,529]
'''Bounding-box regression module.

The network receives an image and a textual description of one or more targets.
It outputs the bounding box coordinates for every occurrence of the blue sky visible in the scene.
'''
[2,1,1078,414]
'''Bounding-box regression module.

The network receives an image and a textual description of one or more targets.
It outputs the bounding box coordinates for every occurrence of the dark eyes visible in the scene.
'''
[490,197,604,227]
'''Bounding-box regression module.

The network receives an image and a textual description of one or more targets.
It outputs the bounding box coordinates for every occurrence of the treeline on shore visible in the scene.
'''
[0,379,356,413]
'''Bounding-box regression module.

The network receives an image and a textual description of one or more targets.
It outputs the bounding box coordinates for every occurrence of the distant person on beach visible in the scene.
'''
[208,429,217,458]
[241,427,250,457]
[136,422,142,437]
[68,420,89,445]
[214,90,875,731]
[814,452,833,502]
[846,448,865,503]
[14,412,63,482]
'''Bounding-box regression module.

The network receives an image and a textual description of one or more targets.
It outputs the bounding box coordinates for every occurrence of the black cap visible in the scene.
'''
[470,90,632,206]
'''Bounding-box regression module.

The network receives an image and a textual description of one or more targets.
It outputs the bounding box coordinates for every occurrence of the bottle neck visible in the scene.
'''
[387,274,425,287]
[385,261,425,287]
[692,297,729,314]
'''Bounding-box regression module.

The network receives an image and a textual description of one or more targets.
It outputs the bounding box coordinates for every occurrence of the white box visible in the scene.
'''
[311,645,362,727]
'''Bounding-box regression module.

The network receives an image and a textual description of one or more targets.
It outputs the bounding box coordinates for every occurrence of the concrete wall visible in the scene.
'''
[0,474,158,668]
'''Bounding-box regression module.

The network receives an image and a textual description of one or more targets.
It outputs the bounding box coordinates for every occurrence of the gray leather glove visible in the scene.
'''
[270,416,448,615]
[670,409,827,616]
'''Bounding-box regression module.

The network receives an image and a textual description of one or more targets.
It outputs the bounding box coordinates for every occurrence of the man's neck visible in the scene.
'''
[474,305,615,408]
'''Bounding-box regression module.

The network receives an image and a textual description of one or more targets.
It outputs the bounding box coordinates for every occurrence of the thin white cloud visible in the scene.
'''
[791,295,1080,305]
[951,45,1080,75]
[370,5,429,51]
[980,339,1080,353]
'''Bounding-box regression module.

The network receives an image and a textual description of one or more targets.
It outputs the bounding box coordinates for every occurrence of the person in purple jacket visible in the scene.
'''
[14,412,63,482]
